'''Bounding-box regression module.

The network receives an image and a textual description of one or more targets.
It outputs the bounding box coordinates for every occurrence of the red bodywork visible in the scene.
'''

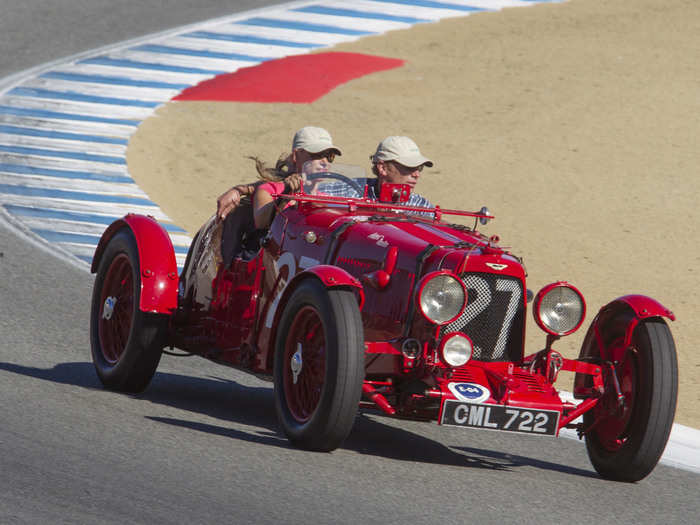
[98,187,674,439]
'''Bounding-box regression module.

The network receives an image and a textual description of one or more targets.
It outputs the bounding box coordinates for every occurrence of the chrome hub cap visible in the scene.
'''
[290,343,303,384]
[102,296,117,320]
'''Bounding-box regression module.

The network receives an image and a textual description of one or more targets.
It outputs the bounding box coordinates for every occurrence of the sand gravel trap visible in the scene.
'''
[127,0,700,427]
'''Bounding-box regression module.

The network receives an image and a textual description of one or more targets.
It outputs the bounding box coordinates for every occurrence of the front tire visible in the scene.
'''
[90,229,168,393]
[584,318,678,481]
[273,279,364,451]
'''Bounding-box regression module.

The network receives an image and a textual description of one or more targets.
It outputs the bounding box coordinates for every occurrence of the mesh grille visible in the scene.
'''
[441,273,524,362]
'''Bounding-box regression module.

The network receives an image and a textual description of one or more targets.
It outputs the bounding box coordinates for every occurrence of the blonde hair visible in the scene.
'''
[248,152,293,182]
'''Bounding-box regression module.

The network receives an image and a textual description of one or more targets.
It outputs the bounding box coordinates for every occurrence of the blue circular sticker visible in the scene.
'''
[448,382,490,403]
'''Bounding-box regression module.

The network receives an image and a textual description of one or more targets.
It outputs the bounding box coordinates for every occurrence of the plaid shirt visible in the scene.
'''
[317,177,433,211]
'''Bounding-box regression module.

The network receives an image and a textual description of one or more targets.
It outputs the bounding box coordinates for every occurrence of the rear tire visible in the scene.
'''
[90,229,168,393]
[273,279,364,451]
[584,318,678,481]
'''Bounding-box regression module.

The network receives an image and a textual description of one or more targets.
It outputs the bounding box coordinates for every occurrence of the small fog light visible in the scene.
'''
[440,333,473,367]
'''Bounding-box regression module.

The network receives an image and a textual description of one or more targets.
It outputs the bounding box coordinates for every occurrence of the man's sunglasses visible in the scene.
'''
[391,161,424,174]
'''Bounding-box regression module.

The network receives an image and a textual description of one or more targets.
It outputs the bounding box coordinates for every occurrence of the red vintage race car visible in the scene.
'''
[89,165,678,482]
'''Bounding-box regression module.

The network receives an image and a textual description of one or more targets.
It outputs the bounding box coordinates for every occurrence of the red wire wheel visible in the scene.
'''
[282,306,327,423]
[590,342,638,452]
[274,279,364,451]
[90,229,168,393]
[583,317,678,481]
[97,253,134,364]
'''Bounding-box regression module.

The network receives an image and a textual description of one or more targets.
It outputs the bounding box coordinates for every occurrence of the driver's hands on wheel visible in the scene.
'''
[282,173,303,194]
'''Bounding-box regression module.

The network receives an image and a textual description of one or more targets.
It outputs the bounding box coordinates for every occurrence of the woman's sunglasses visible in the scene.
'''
[308,150,336,163]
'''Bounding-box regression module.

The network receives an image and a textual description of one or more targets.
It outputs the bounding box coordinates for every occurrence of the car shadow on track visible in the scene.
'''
[451,445,598,478]
[0,360,102,388]
[343,414,598,478]
[0,360,596,478]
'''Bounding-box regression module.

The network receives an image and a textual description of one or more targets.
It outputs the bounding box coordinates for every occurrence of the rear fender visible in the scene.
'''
[574,294,674,397]
[265,265,364,369]
[92,214,178,314]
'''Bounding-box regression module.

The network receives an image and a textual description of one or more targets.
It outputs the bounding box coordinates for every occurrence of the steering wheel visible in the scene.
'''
[305,172,365,197]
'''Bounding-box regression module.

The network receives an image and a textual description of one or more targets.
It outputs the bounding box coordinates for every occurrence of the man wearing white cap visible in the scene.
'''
[216,126,341,221]
[318,135,433,209]
[368,136,433,207]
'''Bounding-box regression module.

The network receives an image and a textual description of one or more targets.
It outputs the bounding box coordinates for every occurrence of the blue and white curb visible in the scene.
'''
[0,0,555,271]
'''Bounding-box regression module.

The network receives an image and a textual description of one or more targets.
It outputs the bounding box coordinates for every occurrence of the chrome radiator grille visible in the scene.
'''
[440,273,524,362]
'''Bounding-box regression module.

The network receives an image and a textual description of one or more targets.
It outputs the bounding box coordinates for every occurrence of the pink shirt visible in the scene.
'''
[258,181,285,195]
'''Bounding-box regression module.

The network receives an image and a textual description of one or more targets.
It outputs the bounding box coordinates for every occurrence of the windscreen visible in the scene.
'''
[301,161,367,199]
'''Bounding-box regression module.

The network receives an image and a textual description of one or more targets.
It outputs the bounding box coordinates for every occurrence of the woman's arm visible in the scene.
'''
[217,181,262,220]
[252,181,286,229]
[217,174,304,221]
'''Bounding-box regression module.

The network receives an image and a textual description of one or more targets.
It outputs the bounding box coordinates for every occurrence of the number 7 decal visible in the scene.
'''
[493,279,521,358]
[446,276,521,358]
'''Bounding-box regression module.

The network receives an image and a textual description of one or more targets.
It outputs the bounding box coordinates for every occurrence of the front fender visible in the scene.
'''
[611,294,675,322]
[299,265,365,306]
[597,295,675,347]
[574,294,674,398]
[92,214,178,314]
[274,265,365,319]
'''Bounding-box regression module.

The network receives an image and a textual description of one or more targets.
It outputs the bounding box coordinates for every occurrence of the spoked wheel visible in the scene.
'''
[584,317,678,482]
[98,253,133,364]
[90,229,168,393]
[283,306,327,423]
[274,279,364,451]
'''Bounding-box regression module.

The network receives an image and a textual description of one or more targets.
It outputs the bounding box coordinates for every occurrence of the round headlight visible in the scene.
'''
[417,272,467,325]
[440,333,473,367]
[534,282,586,336]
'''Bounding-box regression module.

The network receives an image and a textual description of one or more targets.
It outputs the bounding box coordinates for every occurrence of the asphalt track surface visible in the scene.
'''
[0,2,698,524]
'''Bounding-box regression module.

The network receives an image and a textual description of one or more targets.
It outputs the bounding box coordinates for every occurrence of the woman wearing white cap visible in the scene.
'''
[216,126,342,222]
[250,126,342,228]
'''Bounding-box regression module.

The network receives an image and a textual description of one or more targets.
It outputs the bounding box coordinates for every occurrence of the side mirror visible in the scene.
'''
[478,206,493,225]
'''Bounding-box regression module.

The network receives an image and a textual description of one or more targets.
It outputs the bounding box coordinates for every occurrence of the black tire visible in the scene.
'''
[90,228,168,393]
[584,317,678,481]
[273,279,364,451]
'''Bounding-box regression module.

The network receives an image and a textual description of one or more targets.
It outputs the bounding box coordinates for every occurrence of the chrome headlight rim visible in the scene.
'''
[439,332,474,367]
[416,271,468,326]
[533,281,586,336]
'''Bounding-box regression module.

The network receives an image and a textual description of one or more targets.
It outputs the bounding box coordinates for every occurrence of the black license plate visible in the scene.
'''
[440,400,559,436]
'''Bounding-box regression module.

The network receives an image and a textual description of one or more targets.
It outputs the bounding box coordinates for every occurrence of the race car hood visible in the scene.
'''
[326,212,526,340]
[330,213,524,279]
